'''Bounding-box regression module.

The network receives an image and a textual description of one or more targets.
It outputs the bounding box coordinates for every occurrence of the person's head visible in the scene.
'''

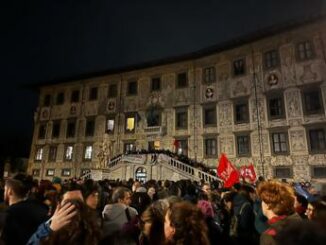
[140,203,165,244]
[201,183,211,194]
[61,182,84,204]
[41,199,101,245]
[221,191,237,212]
[275,220,326,245]
[132,181,141,192]
[82,179,100,210]
[4,174,33,205]
[164,201,209,245]
[305,200,326,228]
[147,187,156,199]
[294,193,308,210]
[257,181,295,219]
[112,187,132,206]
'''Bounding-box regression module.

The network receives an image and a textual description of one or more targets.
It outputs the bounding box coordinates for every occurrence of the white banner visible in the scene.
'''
[122,154,146,164]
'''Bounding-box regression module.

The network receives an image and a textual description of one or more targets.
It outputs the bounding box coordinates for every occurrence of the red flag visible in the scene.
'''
[217,153,239,188]
[239,164,257,183]
[173,139,179,148]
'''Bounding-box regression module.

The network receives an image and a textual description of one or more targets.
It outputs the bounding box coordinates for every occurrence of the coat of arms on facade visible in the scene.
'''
[205,87,214,99]
[107,101,115,112]
[267,73,278,86]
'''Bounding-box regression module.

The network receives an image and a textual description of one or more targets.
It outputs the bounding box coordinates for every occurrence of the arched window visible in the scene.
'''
[135,167,147,182]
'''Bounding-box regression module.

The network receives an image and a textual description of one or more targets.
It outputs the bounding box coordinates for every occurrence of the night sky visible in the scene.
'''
[1,0,325,158]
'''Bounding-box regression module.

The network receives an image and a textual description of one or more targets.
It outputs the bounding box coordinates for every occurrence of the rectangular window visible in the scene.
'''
[268,95,284,119]
[32,169,40,177]
[177,72,188,88]
[274,167,292,179]
[61,169,71,177]
[127,81,138,95]
[56,92,64,105]
[48,146,57,162]
[233,58,245,76]
[89,87,98,101]
[204,138,217,157]
[264,50,279,69]
[52,121,61,138]
[38,124,47,139]
[146,109,161,127]
[151,77,161,91]
[203,67,216,83]
[125,115,135,133]
[203,106,217,126]
[66,121,76,138]
[235,102,249,123]
[303,89,323,115]
[84,145,93,160]
[85,119,95,137]
[70,90,80,103]
[43,94,51,106]
[65,145,74,161]
[272,132,288,154]
[309,129,326,152]
[35,147,43,161]
[297,41,314,60]
[106,118,115,133]
[176,139,188,156]
[124,142,136,153]
[46,169,55,176]
[176,107,188,129]
[108,84,117,98]
[237,135,250,156]
[311,166,326,178]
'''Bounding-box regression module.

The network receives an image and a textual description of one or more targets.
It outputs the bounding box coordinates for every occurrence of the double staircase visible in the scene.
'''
[83,153,221,183]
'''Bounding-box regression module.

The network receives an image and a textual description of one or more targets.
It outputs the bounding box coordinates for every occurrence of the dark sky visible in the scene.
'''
[1,0,325,158]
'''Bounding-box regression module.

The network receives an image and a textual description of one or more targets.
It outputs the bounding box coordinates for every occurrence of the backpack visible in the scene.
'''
[229,202,250,237]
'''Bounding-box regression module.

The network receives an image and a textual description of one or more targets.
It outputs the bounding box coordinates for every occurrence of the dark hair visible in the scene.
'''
[5,174,33,198]
[275,220,326,245]
[165,201,209,245]
[41,199,101,245]
[82,179,100,200]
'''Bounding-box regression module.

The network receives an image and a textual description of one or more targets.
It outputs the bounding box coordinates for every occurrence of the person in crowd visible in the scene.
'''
[82,179,100,210]
[294,193,308,219]
[139,202,165,245]
[164,201,210,245]
[102,187,139,245]
[305,199,326,230]
[147,186,156,201]
[157,180,170,199]
[202,182,211,195]
[275,220,326,245]
[40,199,101,245]
[229,184,256,245]
[257,180,301,245]
[0,174,48,245]
[130,186,151,215]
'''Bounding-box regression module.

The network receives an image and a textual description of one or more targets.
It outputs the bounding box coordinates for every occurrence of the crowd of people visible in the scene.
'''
[0,174,325,245]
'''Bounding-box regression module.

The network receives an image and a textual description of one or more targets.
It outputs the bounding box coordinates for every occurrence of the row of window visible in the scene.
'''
[38,86,324,140]
[32,168,91,177]
[41,40,315,106]
[36,126,326,163]
[35,145,93,162]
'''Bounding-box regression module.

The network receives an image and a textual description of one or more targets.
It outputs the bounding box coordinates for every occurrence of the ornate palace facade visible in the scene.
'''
[28,17,326,182]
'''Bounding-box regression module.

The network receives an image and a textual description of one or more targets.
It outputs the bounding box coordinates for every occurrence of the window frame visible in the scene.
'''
[34,146,44,162]
[61,169,71,177]
[46,169,55,177]
[270,131,289,155]
[274,166,293,179]
[125,112,136,133]
[202,66,216,84]
[85,118,95,137]
[70,90,80,103]
[52,121,61,139]
[38,124,47,139]
[311,166,326,179]
[296,40,315,61]
[84,144,93,161]
[204,137,218,158]
[106,115,115,134]
[43,94,51,107]
[266,91,285,120]
[302,86,323,115]
[234,99,249,124]
[48,145,57,162]
[66,120,76,138]
[175,138,188,156]
[89,87,98,101]
[307,127,326,154]
[64,145,74,161]
[175,106,188,130]
[263,49,279,70]
[176,72,188,88]
[236,134,251,157]
[151,77,161,91]
[127,80,138,96]
[56,92,65,105]
[108,83,118,98]
[233,58,246,76]
[202,104,217,127]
